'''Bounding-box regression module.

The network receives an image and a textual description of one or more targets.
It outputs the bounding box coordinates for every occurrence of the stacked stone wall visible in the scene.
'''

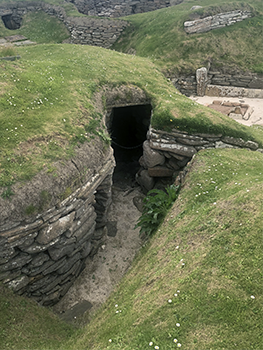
[0,1,128,48]
[184,10,252,34]
[0,160,114,306]
[171,68,263,97]
[67,0,182,18]
[136,127,263,191]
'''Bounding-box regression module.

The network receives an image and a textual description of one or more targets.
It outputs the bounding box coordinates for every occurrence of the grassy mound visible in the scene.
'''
[0,283,75,350]
[0,11,70,44]
[1,43,263,191]
[61,148,263,350]
[113,0,263,75]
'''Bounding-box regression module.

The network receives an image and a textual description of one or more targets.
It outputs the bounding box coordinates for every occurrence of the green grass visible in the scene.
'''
[0,0,83,17]
[1,43,263,190]
[59,148,263,350]
[0,45,263,191]
[0,283,75,350]
[0,11,70,43]
[113,0,263,75]
[1,149,262,350]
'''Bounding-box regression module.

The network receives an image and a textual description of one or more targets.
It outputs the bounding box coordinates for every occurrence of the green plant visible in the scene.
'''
[1,185,14,199]
[135,184,180,236]
[25,204,37,215]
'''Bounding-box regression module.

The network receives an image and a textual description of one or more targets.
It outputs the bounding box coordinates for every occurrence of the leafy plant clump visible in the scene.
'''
[136,184,180,236]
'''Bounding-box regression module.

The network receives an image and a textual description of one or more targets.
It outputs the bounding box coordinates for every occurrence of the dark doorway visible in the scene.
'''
[1,14,21,30]
[107,104,152,187]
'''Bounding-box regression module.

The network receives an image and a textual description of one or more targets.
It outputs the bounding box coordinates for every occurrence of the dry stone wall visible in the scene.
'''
[184,10,252,34]
[0,1,128,48]
[136,127,263,191]
[0,148,115,306]
[67,0,183,18]
[171,67,263,97]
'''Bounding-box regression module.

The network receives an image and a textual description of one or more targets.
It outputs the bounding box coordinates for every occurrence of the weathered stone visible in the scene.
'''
[196,67,208,96]
[28,252,50,268]
[0,253,32,272]
[73,211,97,242]
[15,232,38,249]
[37,211,75,245]
[0,246,17,265]
[0,269,21,283]
[150,140,197,157]
[222,137,258,150]
[7,275,30,292]
[0,219,43,239]
[136,169,155,193]
[28,274,57,293]
[168,158,180,171]
[81,241,92,259]
[57,253,81,275]
[42,257,67,275]
[215,141,237,149]
[21,237,59,254]
[244,140,259,150]
[177,137,208,146]
[148,166,174,177]
[48,242,76,261]
[143,140,165,167]
[184,10,252,34]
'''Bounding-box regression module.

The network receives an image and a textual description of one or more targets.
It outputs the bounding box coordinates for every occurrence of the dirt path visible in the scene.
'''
[53,181,144,323]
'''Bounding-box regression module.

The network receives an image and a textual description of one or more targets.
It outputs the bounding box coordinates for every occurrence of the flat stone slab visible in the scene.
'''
[13,40,36,46]
[5,35,27,42]
[0,38,7,44]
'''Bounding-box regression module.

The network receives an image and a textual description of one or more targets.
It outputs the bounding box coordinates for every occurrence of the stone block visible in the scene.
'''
[0,253,32,272]
[143,140,165,167]
[136,169,155,193]
[148,166,174,177]
[150,140,197,157]
[7,275,30,292]
[37,211,75,245]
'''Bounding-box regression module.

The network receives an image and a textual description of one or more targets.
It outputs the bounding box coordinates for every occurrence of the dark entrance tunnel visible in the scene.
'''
[107,104,152,186]
[1,14,21,30]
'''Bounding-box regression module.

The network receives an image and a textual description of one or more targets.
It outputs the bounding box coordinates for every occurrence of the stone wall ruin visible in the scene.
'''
[0,1,128,48]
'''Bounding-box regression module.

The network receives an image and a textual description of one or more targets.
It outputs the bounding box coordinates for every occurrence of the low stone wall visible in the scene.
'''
[171,67,263,97]
[205,85,263,99]
[136,127,263,191]
[208,71,263,90]
[0,145,115,306]
[0,1,128,48]
[184,10,252,34]
[67,0,183,18]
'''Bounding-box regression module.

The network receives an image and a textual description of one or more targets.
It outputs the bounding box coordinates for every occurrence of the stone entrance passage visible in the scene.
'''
[1,14,21,30]
[107,104,152,186]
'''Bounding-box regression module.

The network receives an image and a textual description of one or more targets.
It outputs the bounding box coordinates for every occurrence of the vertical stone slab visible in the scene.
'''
[196,67,208,96]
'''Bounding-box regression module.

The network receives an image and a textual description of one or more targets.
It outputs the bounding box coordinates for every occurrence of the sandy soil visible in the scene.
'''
[53,181,144,323]
[189,96,263,127]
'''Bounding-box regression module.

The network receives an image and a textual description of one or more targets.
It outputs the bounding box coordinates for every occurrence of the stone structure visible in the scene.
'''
[136,127,263,191]
[0,136,115,306]
[184,10,252,34]
[0,1,128,48]
[67,0,183,18]
[196,67,208,96]
[172,67,263,97]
